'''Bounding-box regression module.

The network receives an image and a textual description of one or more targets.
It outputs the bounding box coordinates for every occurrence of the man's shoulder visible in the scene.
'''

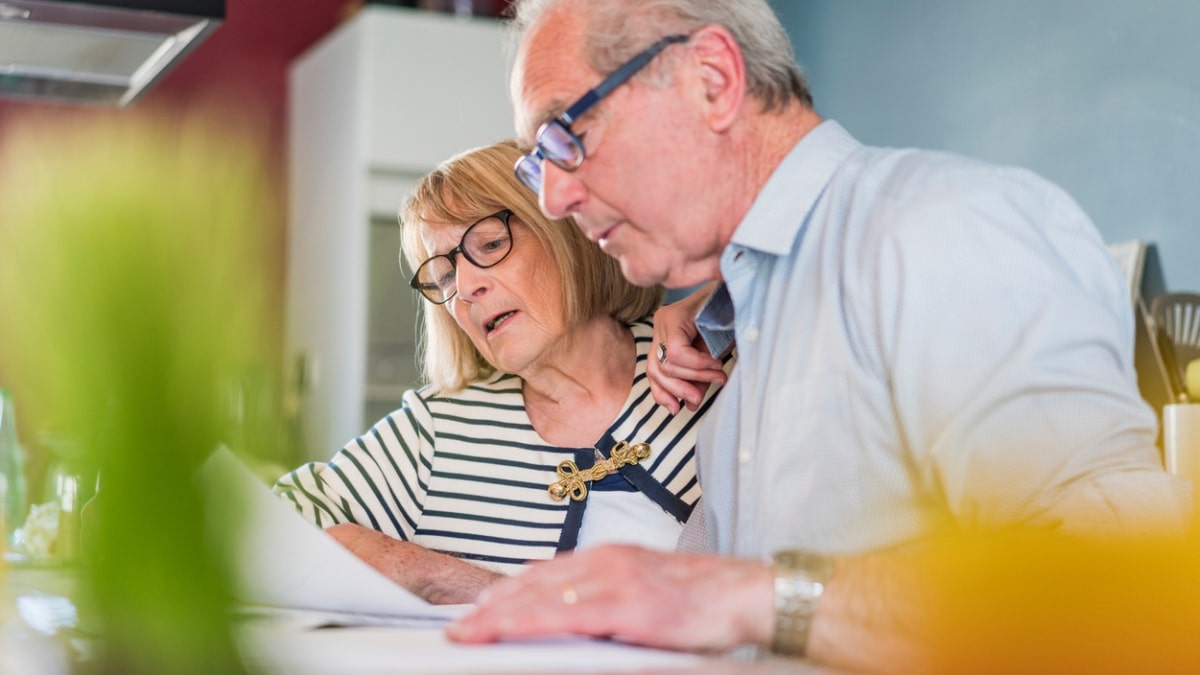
[834,144,1074,242]
[848,144,1049,200]
[822,142,1111,302]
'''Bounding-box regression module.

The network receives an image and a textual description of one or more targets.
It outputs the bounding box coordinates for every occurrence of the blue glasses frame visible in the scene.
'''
[513,34,690,194]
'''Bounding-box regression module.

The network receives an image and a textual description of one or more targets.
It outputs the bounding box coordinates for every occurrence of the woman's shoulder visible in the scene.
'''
[414,371,527,415]
[363,375,530,448]
[627,317,654,334]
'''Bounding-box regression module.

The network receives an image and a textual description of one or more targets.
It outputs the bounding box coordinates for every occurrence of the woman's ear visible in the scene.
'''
[691,24,746,133]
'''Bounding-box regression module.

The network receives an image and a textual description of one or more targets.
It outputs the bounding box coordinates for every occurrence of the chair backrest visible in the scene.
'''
[1150,293,1200,398]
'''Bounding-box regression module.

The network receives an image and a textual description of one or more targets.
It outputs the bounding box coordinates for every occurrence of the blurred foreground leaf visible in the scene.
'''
[0,109,279,673]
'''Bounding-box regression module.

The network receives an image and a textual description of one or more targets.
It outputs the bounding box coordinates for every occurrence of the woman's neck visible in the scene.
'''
[521,315,636,448]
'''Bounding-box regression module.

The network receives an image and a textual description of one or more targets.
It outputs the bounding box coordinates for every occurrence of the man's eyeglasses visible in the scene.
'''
[513,34,690,195]
[409,209,514,304]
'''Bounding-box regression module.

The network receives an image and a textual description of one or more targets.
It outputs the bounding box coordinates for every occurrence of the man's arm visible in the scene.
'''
[326,523,501,605]
[858,168,1189,535]
[447,544,774,651]
[445,542,936,671]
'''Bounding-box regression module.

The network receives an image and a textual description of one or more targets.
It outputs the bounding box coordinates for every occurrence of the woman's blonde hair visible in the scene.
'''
[399,140,663,393]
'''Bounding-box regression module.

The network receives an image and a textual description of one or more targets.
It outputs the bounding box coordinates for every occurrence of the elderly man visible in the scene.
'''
[447,0,1189,667]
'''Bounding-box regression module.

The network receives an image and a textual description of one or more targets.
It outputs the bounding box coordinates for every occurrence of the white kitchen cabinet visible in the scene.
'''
[286,5,514,461]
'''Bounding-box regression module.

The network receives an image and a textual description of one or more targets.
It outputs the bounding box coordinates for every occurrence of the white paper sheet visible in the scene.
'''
[239,623,707,674]
[198,448,469,623]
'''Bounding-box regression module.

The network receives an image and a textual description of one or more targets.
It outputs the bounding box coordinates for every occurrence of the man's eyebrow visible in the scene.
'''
[521,97,571,143]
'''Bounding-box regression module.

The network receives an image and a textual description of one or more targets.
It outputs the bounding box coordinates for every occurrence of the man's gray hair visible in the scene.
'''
[509,0,812,112]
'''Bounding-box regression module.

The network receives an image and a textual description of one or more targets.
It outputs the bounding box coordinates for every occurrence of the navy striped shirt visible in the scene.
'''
[274,321,730,574]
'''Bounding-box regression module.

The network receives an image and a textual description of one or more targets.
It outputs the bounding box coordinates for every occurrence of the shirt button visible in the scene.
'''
[738,448,752,464]
[744,326,759,342]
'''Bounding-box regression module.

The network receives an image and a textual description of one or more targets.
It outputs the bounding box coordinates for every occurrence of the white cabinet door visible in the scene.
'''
[287,6,514,462]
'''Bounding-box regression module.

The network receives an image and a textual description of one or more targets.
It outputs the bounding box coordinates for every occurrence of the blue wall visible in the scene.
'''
[773,0,1200,292]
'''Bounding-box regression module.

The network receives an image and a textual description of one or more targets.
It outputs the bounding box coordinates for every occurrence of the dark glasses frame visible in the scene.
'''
[408,209,515,304]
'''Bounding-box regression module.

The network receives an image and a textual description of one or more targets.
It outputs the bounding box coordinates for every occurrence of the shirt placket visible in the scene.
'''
[722,247,767,555]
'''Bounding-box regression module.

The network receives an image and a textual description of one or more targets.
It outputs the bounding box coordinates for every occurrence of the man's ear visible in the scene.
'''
[691,24,746,133]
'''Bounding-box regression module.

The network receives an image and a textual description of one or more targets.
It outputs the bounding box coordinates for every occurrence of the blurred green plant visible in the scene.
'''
[0,109,281,673]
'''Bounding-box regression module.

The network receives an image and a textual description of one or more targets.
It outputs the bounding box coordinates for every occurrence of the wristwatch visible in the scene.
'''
[771,549,834,657]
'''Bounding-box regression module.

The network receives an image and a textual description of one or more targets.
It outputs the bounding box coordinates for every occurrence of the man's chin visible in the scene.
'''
[616,257,665,288]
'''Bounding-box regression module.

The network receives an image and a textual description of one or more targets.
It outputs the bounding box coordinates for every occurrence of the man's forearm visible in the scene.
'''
[805,545,937,673]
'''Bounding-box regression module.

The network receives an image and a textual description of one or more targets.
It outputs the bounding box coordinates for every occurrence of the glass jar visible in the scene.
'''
[38,435,93,563]
[0,390,27,547]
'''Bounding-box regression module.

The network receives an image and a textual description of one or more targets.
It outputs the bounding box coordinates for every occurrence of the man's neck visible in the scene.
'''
[715,103,824,255]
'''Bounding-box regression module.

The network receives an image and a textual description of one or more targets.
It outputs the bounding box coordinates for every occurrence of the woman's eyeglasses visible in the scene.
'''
[409,209,514,304]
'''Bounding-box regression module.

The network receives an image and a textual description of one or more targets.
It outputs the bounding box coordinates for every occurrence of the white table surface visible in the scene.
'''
[238,614,831,675]
[4,561,833,675]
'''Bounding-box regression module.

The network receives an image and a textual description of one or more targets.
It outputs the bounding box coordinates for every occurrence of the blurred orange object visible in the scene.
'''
[918,530,1200,674]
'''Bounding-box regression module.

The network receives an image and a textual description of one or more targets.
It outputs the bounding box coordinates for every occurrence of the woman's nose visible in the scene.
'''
[453,256,491,301]
[539,161,586,220]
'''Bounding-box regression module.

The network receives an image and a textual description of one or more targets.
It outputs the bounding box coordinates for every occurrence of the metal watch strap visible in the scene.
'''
[771,550,833,657]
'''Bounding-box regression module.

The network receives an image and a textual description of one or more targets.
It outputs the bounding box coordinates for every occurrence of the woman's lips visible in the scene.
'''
[485,309,518,334]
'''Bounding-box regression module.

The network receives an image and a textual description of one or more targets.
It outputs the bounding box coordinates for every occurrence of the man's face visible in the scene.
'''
[511,9,727,289]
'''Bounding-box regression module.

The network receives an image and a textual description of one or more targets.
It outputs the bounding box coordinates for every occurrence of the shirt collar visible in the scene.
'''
[729,119,862,256]
[695,121,861,357]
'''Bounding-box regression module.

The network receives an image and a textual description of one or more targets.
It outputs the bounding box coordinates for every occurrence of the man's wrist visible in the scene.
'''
[771,549,834,657]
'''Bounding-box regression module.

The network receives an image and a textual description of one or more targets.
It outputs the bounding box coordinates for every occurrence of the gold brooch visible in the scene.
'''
[548,440,652,502]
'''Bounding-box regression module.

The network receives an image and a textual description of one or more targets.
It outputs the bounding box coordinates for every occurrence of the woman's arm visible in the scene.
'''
[274,389,435,536]
[648,282,727,414]
[326,522,502,604]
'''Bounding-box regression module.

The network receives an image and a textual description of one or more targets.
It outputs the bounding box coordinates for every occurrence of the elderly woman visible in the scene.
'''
[275,140,730,604]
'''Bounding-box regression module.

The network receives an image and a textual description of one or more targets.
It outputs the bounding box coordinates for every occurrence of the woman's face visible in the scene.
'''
[421,211,567,375]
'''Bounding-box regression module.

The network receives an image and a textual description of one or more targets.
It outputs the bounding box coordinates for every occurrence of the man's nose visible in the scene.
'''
[538,161,586,220]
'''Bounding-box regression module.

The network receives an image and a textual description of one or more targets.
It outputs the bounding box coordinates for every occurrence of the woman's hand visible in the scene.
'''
[326,522,501,604]
[649,282,727,414]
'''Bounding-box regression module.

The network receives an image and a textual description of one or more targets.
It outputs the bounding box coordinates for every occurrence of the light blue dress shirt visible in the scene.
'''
[693,121,1189,558]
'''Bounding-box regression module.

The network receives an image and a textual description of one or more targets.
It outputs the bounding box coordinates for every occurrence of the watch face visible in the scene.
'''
[776,576,826,601]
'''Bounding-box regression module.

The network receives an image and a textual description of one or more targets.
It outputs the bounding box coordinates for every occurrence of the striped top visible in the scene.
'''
[274,320,729,575]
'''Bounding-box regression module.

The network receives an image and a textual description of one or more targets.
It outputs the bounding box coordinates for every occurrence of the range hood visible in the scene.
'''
[0,0,224,106]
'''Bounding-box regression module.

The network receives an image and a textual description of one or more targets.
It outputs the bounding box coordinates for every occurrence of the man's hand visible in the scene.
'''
[649,283,727,414]
[446,544,774,652]
[326,523,501,605]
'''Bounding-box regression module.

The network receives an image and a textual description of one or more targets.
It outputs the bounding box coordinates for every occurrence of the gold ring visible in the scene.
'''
[657,341,668,365]
[561,584,578,605]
